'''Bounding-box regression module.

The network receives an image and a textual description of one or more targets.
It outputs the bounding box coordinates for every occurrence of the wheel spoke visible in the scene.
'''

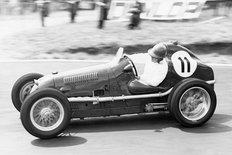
[30,97,64,131]
[179,87,211,121]
[19,81,34,103]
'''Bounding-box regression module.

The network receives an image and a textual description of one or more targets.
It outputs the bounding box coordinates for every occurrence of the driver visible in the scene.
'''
[137,42,168,87]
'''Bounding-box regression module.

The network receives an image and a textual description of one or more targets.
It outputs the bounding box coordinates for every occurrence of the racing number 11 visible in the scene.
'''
[172,51,197,77]
[178,57,190,73]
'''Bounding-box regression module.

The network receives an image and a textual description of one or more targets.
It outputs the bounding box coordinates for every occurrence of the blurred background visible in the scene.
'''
[0,0,232,63]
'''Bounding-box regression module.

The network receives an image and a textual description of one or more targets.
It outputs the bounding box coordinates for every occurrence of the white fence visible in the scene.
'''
[108,0,207,20]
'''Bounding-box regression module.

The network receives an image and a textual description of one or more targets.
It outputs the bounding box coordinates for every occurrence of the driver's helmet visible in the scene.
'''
[148,43,167,59]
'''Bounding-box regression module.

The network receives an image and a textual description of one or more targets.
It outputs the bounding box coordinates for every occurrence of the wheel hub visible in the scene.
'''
[184,94,203,112]
[40,108,55,121]
[179,87,211,121]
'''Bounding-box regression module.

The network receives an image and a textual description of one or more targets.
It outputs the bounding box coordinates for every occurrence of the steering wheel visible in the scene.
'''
[124,55,138,77]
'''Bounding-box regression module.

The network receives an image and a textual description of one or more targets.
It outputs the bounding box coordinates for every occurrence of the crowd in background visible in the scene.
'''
[0,0,232,28]
[1,0,232,15]
[0,0,95,15]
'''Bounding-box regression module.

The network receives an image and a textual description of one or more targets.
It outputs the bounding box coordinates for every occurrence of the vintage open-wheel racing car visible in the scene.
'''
[11,42,217,139]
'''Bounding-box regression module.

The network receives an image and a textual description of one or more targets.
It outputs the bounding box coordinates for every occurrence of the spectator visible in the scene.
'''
[224,0,232,16]
[67,0,80,23]
[36,0,50,27]
[96,0,111,29]
[128,0,142,30]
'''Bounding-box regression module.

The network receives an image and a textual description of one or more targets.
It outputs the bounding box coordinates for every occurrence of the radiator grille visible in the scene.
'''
[64,72,98,84]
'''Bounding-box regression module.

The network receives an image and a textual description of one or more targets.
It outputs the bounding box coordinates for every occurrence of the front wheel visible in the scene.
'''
[169,79,217,127]
[20,88,71,139]
[11,73,43,112]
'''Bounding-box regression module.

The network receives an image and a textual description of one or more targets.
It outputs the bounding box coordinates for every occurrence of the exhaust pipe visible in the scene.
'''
[68,88,172,104]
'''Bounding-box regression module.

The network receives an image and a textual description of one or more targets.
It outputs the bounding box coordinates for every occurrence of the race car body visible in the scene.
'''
[11,42,216,139]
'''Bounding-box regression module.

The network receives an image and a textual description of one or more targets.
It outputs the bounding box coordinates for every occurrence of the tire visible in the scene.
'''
[169,78,216,127]
[20,88,71,139]
[11,73,43,112]
[168,78,193,117]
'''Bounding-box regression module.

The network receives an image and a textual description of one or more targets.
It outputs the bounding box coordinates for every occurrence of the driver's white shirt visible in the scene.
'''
[140,55,168,87]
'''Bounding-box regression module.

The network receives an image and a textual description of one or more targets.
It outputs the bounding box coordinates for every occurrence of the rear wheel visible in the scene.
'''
[11,73,43,111]
[168,78,193,117]
[20,88,71,139]
[168,79,216,127]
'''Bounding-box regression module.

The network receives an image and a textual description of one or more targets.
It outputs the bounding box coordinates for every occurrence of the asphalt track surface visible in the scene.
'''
[0,60,232,155]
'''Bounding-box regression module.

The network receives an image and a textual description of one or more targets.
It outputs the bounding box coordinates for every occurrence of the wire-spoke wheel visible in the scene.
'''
[11,73,43,112]
[179,87,211,121]
[21,88,70,139]
[169,79,216,127]
[19,81,34,103]
[30,97,64,131]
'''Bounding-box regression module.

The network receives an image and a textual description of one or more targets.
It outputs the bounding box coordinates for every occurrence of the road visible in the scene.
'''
[0,61,232,155]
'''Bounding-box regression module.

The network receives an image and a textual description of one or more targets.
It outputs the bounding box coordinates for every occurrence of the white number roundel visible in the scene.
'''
[171,51,197,77]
